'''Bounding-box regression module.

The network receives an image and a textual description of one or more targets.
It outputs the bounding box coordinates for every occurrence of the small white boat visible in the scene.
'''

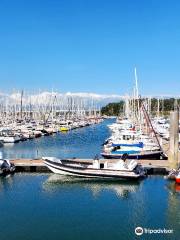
[43,157,146,180]
[3,135,20,143]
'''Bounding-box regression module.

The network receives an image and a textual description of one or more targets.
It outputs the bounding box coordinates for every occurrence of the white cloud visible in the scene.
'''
[0,91,179,108]
[0,91,124,107]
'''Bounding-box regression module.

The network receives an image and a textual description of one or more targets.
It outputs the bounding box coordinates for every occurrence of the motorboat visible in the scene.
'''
[101,147,166,160]
[59,126,69,132]
[102,117,167,160]
[0,152,15,175]
[43,155,146,180]
[0,129,21,143]
[0,135,20,143]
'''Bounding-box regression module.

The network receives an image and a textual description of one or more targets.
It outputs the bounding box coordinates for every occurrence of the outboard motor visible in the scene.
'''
[1,160,10,170]
[134,164,147,177]
[0,152,15,174]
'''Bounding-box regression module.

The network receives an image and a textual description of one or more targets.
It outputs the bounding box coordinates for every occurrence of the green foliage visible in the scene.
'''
[150,98,179,112]
[101,98,180,116]
[101,101,124,116]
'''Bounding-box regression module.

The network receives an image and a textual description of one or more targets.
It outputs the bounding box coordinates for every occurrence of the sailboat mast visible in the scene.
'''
[20,90,24,121]
[134,67,140,122]
[134,67,139,99]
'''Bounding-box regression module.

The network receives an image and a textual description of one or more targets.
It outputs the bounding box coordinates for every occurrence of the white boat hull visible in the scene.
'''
[3,136,20,143]
[44,159,145,180]
[47,164,84,176]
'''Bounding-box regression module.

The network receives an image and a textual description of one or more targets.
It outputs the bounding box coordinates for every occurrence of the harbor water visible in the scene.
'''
[0,119,180,240]
[0,174,179,240]
[2,119,114,160]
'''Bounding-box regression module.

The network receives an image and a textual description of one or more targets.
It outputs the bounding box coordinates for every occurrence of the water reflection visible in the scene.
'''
[174,183,180,192]
[3,143,15,147]
[43,174,141,199]
[166,180,180,195]
[165,180,180,237]
[0,174,179,240]
[2,119,113,159]
[0,174,15,195]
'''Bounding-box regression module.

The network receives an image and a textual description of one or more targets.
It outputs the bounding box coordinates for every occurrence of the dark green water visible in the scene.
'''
[0,174,179,240]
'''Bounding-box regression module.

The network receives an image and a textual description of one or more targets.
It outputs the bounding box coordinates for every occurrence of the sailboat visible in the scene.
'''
[102,68,167,160]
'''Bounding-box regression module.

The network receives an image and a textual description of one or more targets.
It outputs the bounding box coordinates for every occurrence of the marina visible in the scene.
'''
[0,96,179,239]
[0,91,103,145]
[0,87,180,184]
[0,106,179,176]
[1,1,180,239]
[0,87,179,236]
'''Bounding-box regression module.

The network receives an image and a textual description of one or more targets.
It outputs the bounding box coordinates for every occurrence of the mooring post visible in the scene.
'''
[168,110,179,169]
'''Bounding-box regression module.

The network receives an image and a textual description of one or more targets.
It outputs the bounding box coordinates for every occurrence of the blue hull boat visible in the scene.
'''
[101,150,167,160]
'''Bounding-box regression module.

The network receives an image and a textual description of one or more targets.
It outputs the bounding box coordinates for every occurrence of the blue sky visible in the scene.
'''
[0,0,180,95]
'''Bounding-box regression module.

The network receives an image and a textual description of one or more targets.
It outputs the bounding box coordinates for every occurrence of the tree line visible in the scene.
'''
[101,98,180,116]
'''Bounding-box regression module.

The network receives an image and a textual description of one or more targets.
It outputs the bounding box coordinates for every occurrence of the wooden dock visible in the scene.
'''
[10,158,169,174]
